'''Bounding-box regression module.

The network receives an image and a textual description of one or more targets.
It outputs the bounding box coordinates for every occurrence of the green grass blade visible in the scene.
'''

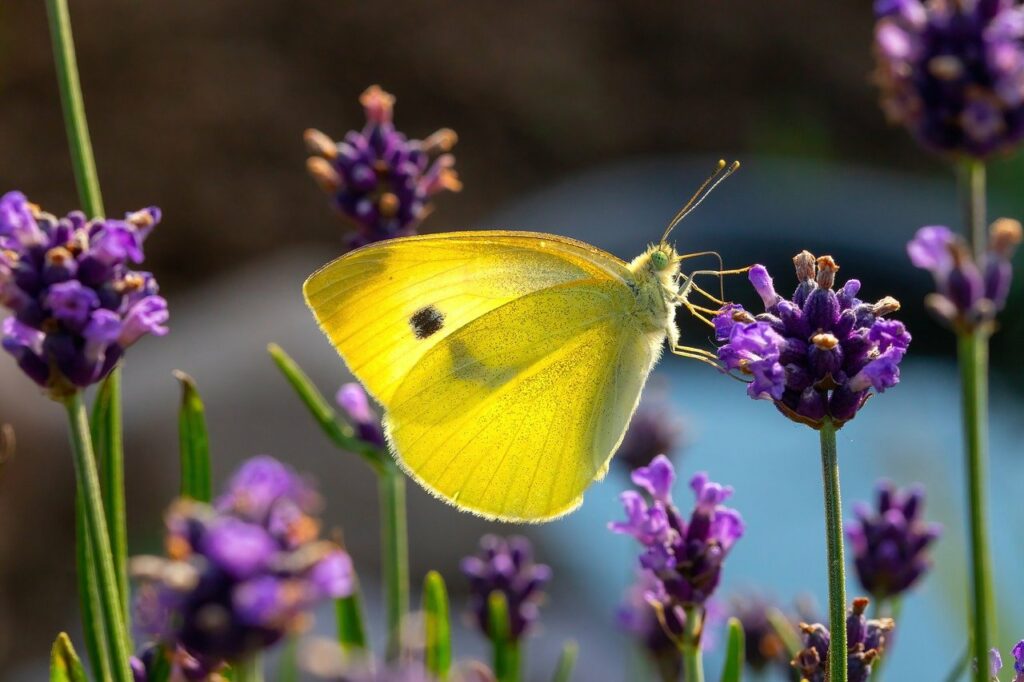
[90,371,129,629]
[720,617,745,682]
[423,571,452,679]
[550,640,578,682]
[488,591,520,682]
[336,587,369,654]
[75,488,112,682]
[50,633,87,682]
[767,608,803,659]
[266,344,381,470]
[174,371,212,502]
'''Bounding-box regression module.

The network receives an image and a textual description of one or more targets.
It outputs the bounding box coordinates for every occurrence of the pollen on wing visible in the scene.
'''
[410,305,445,339]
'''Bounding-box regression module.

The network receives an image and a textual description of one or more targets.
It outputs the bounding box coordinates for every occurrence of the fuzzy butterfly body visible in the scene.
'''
[304,230,688,521]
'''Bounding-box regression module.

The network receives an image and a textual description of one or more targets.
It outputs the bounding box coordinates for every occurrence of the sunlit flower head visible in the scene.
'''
[714,252,911,429]
[0,191,168,396]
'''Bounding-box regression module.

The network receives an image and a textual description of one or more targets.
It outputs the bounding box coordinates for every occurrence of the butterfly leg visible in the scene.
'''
[670,344,723,371]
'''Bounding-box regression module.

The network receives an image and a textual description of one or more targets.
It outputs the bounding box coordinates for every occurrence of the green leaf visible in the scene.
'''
[266,343,382,470]
[174,371,212,502]
[278,636,299,682]
[766,608,803,659]
[90,371,130,630]
[488,591,521,682]
[49,633,87,682]
[148,645,172,682]
[550,640,578,682]
[336,586,369,654]
[423,571,452,679]
[75,484,112,682]
[720,617,745,682]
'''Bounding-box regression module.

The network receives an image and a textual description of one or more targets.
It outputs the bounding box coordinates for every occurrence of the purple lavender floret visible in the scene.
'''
[131,456,352,666]
[610,455,744,608]
[0,191,167,395]
[304,85,461,248]
[713,252,911,429]
[460,535,551,641]
[336,382,386,447]
[874,0,1024,157]
[908,219,1022,332]
[847,480,942,599]
[792,598,894,682]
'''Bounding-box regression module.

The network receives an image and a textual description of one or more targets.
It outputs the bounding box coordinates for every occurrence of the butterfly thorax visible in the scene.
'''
[625,244,681,338]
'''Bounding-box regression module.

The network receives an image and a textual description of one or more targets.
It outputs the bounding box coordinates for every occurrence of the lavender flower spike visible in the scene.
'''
[460,534,551,641]
[908,219,1022,333]
[130,456,352,668]
[336,382,386,447]
[874,0,1024,157]
[792,597,894,682]
[610,455,744,608]
[0,191,168,396]
[304,85,461,248]
[714,251,911,429]
[847,480,942,600]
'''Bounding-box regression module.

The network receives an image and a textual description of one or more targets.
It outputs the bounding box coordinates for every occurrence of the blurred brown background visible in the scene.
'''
[1,1,1021,678]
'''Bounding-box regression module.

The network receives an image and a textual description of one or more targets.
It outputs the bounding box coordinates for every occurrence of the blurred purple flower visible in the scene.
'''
[131,456,352,666]
[847,480,942,599]
[0,191,167,395]
[729,594,792,674]
[304,85,461,247]
[615,383,686,472]
[336,382,386,447]
[908,219,1021,332]
[460,534,551,641]
[874,0,1024,157]
[792,597,894,682]
[129,643,225,682]
[714,253,910,429]
[610,455,743,608]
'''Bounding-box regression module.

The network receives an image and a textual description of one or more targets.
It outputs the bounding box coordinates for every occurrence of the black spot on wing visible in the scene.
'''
[410,305,445,339]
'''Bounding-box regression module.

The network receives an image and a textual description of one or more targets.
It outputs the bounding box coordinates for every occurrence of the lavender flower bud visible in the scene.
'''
[460,535,551,641]
[305,85,461,248]
[847,480,942,599]
[791,598,894,682]
[908,222,1019,332]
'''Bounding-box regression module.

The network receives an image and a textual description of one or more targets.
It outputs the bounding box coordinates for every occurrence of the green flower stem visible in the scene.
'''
[958,157,995,682]
[960,330,994,682]
[45,0,104,218]
[961,159,986,261]
[235,654,264,682]
[681,606,705,682]
[91,373,129,628]
[869,597,901,681]
[64,393,133,682]
[819,418,847,682]
[379,462,410,662]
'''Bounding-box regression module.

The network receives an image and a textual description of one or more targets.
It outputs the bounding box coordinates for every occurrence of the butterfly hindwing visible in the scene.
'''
[385,279,659,521]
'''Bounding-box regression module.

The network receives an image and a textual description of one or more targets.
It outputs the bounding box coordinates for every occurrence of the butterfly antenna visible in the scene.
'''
[660,159,740,244]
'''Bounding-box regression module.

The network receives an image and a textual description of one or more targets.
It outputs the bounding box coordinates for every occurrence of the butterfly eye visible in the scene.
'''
[651,250,670,270]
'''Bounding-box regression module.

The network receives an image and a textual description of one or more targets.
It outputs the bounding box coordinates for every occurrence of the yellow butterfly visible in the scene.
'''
[305,160,743,522]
